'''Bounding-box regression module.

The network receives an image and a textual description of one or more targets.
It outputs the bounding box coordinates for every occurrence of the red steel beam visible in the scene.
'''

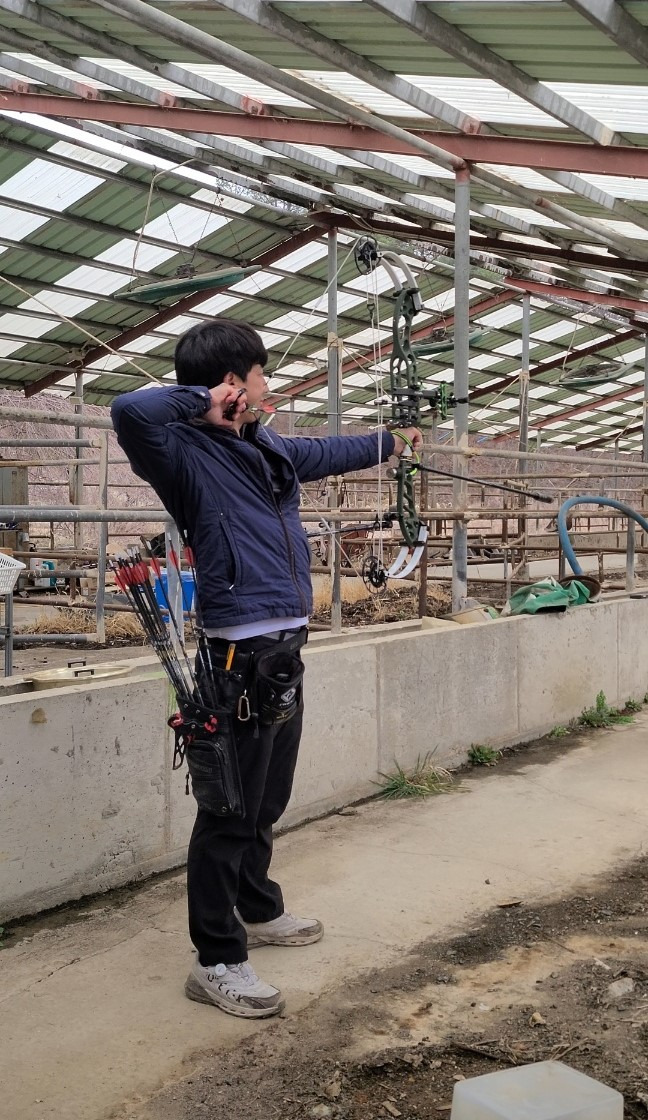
[506,278,648,316]
[25,227,320,396]
[313,213,648,274]
[470,328,641,405]
[581,423,642,451]
[521,381,645,435]
[489,352,645,443]
[272,291,516,402]
[3,93,648,178]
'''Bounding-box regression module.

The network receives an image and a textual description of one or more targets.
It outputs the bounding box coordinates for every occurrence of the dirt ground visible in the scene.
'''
[3,721,647,1119]
[115,852,648,1120]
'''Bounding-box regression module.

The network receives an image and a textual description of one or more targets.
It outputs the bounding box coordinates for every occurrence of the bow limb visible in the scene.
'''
[354,237,429,583]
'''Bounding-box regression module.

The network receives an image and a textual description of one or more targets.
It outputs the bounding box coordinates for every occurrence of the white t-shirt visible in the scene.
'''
[205,616,308,641]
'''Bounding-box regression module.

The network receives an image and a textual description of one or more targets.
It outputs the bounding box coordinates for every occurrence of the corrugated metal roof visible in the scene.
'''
[0,0,647,449]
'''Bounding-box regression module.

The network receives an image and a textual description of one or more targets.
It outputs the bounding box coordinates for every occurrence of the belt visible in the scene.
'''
[206,626,308,668]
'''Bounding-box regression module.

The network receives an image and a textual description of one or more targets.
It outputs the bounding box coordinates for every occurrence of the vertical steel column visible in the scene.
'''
[418,428,429,618]
[165,523,183,653]
[517,295,531,581]
[3,593,13,676]
[640,336,648,577]
[643,336,648,464]
[614,437,620,532]
[626,522,636,591]
[95,432,109,645]
[327,228,342,634]
[70,372,85,597]
[452,168,471,612]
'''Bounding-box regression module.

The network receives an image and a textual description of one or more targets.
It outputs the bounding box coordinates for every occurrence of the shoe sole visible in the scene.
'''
[246,929,324,948]
[184,975,285,1018]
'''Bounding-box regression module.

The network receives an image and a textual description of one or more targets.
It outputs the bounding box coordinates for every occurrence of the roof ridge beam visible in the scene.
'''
[474,166,648,261]
[213,0,484,135]
[0,0,265,115]
[365,0,619,146]
[87,0,468,175]
[3,91,648,179]
[213,0,648,241]
[566,0,648,68]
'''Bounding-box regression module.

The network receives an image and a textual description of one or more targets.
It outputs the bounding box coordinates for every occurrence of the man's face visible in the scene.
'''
[227,363,268,417]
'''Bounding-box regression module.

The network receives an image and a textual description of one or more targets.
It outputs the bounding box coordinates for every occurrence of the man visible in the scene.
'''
[111,318,421,1019]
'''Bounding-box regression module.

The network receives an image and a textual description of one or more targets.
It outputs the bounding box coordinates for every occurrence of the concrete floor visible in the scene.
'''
[2,716,648,1120]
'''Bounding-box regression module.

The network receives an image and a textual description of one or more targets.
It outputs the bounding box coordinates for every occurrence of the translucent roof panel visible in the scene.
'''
[0,0,646,448]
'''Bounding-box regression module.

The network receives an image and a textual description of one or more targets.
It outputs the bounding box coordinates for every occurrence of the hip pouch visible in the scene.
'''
[253,649,305,726]
[169,698,245,818]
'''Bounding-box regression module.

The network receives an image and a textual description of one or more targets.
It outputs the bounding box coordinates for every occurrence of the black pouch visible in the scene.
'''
[253,649,305,726]
[169,699,245,818]
[197,658,254,722]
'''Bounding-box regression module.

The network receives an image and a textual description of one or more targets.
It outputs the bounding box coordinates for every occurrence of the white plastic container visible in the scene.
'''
[451,1062,622,1120]
[0,552,26,594]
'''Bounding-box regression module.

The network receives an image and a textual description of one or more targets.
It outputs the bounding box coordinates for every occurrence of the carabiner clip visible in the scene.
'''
[237,692,251,722]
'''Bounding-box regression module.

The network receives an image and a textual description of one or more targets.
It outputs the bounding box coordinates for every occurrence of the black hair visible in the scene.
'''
[174,318,268,388]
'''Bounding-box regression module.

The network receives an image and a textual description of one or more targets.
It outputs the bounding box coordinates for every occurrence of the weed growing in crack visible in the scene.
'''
[468,745,500,766]
[548,725,571,739]
[579,691,634,729]
[376,753,454,799]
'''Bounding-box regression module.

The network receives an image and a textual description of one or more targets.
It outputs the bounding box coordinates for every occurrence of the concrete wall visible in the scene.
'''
[2,594,648,921]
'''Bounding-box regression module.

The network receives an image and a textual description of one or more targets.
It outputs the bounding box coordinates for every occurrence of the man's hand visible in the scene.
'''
[392,427,423,457]
[203,384,248,427]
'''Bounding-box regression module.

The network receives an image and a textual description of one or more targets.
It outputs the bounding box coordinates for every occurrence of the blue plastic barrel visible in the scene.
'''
[153,570,195,617]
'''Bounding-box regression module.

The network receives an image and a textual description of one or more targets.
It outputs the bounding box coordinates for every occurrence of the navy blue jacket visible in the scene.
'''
[111,386,395,629]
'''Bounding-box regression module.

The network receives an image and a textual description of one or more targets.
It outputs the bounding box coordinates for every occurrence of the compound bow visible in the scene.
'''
[354,237,460,588]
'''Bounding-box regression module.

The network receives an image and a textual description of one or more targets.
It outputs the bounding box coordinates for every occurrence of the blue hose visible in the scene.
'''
[557,496,648,577]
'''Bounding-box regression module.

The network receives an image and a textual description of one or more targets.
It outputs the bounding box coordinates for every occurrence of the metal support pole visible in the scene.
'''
[327,228,342,634]
[165,523,183,654]
[452,167,470,612]
[626,521,636,592]
[3,592,13,677]
[643,336,648,465]
[69,371,84,599]
[613,437,620,531]
[517,294,531,582]
[640,335,648,577]
[95,432,109,645]
[418,433,429,618]
[0,438,95,448]
[558,540,566,581]
[0,405,113,429]
[503,548,511,602]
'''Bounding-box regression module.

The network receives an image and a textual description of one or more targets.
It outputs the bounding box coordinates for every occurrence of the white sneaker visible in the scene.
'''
[184,959,285,1018]
[242,910,324,948]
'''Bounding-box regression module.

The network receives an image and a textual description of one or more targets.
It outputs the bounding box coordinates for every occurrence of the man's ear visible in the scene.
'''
[223,371,236,386]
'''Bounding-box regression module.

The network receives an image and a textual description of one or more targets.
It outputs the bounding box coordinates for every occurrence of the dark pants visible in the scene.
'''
[186,634,305,966]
